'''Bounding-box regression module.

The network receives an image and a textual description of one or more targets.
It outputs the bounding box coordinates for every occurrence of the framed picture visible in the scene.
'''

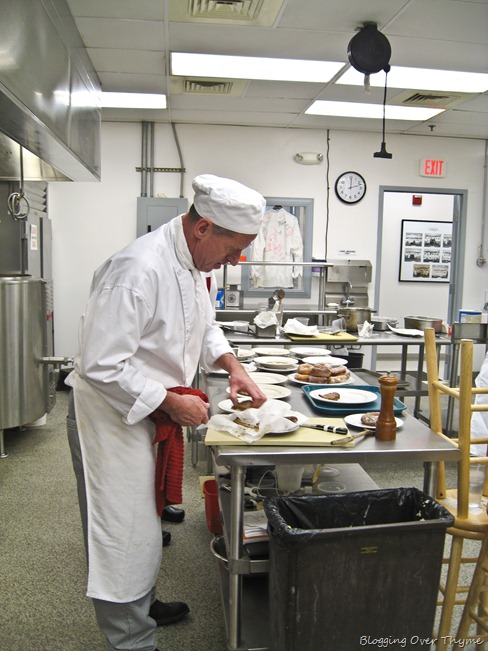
[399,219,452,282]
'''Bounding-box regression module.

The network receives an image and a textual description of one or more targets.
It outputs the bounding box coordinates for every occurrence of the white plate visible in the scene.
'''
[254,356,299,369]
[256,364,298,373]
[218,398,285,414]
[387,325,424,337]
[302,356,348,366]
[243,371,289,385]
[344,413,404,431]
[287,373,355,387]
[225,384,292,400]
[236,349,256,360]
[290,346,331,357]
[266,420,300,435]
[309,388,378,405]
[252,347,292,356]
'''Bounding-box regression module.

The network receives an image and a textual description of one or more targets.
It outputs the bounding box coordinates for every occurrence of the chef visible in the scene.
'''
[66,174,267,651]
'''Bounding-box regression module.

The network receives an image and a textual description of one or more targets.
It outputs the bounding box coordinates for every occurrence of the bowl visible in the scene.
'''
[404,316,443,333]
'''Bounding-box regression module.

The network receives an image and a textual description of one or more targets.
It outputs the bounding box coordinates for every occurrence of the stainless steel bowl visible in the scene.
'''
[371,316,398,331]
[404,316,443,333]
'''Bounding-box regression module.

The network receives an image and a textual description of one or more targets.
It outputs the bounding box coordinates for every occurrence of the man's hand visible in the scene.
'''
[156,392,210,427]
[217,352,267,408]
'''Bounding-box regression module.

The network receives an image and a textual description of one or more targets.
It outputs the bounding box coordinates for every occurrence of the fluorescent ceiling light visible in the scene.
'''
[171,52,344,83]
[306,100,444,121]
[337,66,488,93]
[101,92,167,109]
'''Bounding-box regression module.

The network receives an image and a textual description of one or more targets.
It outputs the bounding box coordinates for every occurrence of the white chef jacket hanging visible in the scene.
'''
[250,207,303,288]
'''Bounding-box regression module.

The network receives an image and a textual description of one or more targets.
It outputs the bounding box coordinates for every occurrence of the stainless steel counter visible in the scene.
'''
[202,371,459,651]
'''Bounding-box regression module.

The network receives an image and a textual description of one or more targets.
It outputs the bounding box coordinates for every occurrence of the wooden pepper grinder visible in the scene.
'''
[375,373,399,441]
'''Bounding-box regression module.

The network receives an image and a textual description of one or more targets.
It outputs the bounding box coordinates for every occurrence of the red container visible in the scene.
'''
[203,479,223,535]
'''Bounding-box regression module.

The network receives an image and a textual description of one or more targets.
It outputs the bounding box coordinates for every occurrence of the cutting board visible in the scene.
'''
[205,417,355,447]
[285,332,359,342]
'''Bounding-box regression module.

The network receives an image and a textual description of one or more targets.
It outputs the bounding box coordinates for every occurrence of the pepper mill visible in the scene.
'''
[375,373,399,441]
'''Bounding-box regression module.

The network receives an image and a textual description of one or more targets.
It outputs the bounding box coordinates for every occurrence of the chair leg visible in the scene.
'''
[438,535,465,645]
[454,534,488,647]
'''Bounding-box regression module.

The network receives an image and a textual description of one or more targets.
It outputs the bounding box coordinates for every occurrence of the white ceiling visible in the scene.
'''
[66,0,488,139]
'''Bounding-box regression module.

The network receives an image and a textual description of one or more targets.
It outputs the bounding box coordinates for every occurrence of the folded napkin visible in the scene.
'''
[207,400,308,444]
[254,311,278,329]
[283,318,320,336]
[358,321,374,337]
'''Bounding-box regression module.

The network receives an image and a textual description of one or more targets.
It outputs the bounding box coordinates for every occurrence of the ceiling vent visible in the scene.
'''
[184,79,234,93]
[391,90,475,110]
[170,0,285,25]
[188,0,264,20]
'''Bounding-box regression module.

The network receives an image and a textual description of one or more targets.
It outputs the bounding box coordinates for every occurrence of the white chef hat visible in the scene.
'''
[192,174,265,235]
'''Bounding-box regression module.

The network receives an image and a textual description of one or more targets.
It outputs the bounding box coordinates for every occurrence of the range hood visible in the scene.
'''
[0,0,101,182]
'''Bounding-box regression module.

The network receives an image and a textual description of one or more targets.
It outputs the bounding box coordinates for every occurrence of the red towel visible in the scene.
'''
[150,386,208,517]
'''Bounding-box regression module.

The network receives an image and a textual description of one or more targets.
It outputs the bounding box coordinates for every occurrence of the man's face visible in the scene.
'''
[192,221,256,272]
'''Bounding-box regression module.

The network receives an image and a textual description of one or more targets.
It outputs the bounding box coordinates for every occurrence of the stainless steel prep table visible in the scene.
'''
[223,329,452,416]
[202,372,459,651]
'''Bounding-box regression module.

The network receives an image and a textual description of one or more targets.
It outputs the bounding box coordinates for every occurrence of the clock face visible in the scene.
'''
[335,172,367,204]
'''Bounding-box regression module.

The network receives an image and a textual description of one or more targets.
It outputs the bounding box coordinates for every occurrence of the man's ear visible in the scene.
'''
[195,219,212,239]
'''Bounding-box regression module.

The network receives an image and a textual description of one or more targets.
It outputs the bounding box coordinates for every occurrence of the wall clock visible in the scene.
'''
[335,171,367,204]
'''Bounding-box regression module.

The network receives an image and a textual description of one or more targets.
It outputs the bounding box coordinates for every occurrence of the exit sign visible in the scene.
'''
[419,159,446,177]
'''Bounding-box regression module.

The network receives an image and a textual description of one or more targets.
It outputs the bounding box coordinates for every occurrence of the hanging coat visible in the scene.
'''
[250,208,303,288]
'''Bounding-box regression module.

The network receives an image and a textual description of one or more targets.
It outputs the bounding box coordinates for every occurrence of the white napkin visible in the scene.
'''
[254,311,278,329]
[283,318,320,336]
[207,400,308,444]
[358,321,374,337]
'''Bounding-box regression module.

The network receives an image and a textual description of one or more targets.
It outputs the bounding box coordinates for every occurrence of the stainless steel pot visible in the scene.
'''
[337,307,376,331]
[371,316,398,331]
[404,315,443,333]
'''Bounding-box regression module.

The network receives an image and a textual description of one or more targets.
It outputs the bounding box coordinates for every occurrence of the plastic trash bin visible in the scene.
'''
[264,487,454,651]
[346,351,364,368]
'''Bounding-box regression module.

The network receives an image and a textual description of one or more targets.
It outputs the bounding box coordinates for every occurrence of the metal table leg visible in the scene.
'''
[0,429,8,458]
[423,461,438,497]
[228,465,245,650]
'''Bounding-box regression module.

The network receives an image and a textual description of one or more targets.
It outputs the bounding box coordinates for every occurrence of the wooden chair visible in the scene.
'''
[453,525,488,649]
[424,328,488,644]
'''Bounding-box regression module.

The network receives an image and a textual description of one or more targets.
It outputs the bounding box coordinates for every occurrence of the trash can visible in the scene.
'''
[346,351,364,368]
[264,488,454,651]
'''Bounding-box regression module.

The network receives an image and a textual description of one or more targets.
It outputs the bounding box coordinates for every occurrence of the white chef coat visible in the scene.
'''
[471,352,488,456]
[67,216,232,601]
[250,208,303,288]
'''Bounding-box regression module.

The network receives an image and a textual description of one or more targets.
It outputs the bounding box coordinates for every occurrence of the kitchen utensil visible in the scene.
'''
[304,423,349,435]
[329,429,373,445]
[404,316,443,333]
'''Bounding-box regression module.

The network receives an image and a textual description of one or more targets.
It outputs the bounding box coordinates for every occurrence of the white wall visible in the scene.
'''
[49,122,487,362]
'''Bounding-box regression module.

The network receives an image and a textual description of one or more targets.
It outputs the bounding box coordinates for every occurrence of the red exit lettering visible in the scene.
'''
[419,159,446,177]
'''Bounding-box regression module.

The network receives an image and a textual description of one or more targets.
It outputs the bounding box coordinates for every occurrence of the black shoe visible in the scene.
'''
[149,599,190,626]
[162,530,171,547]
[162,505,185,523]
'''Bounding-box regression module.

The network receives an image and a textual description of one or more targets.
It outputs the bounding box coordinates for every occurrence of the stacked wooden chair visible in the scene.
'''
[424,328,488,645]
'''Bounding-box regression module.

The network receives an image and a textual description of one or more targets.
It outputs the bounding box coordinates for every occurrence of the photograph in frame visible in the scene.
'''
[399,219,452,283]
